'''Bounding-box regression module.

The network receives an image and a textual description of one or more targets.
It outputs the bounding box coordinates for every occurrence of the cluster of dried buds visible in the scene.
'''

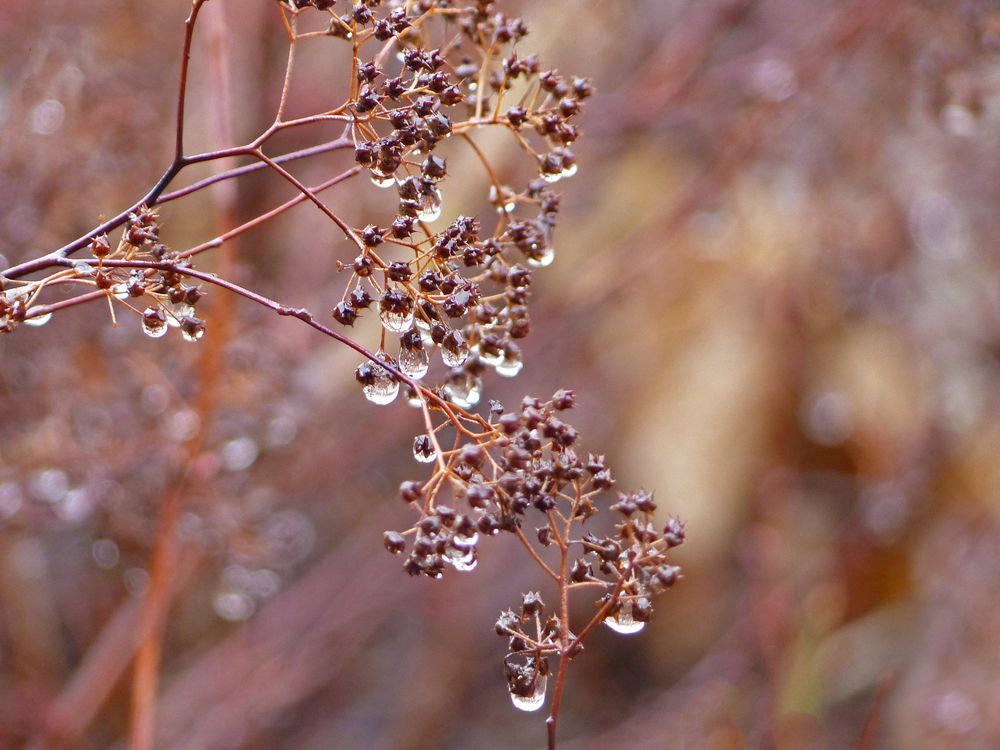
[1,208,206,341]
[383,391,685,711]
[310,0,592,408]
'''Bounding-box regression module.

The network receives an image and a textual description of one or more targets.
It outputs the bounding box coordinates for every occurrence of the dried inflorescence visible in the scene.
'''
[0,1,682,745]
[384,391,685,722]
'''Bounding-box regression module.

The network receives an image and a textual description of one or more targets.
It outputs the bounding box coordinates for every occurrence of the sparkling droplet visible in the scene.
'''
[24,309,52,327]
[399,346,429,379]
[358,355,400,406]
[603,600,646,635]
[371,170,395,189]
[456,531,480,546]
[141,307,167,338]
[441,338,470,368]
[111,283,129,300]
[405,384,423,408]
[450,548,478,571]
[478,348,503,367]
[180,316,205,343]
[416,188,442,222]
[444,372,481,409]
[413,435,436,463]
[379,307,414,333]
[379,289,415,333]
[560,163,578,178]
[510,675,547,712]
[540,171,562,184]
[166,303,194,327]
[527,246,555,268]
[495,350,523,378]
[489,184,517,214]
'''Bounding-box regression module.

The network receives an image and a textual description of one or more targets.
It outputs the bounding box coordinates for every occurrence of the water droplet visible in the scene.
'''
[441,335,470,368]
[111,283,129,300]
[399,346,429,379]
[489,184,517,214]
[540,171,562,184]
[358,356,400,405]
[444,372,481,409]
[451,549,478,571]
[165,303,193,327]
[73,261,94,276]
[406,386,423,408]
[478,348,503,367]
[24,309,52,327]
[510,675,547,712]
[603,600,646,635]
[379,289,415,333]
[413,434,436,463]
[371,170,395,188]
[495,350,523,378]
[141,307,167,338]
[180,316,205,342]
[560,163,578,178]
[527,246,555,268]
[457,530,480,545]
[416,188,442,222]
[379,308,414,333]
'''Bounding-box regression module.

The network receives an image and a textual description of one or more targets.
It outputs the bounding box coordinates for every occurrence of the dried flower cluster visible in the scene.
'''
[0,1,682,747]
[385,390,685,722]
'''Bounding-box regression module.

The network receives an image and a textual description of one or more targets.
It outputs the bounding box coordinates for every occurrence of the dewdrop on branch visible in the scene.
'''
[603,598,648,635]
[355,353,400,406]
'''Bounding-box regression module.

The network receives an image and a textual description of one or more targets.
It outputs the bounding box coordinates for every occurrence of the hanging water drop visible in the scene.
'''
[165,302,194,328]
[527,246,555,268]
[179,315,205,343]
[23,309,52,327]
[379,288,415,333]
[370,170,395,189]
[416,188,442,222]
[489,184,517,214]
[495,348,524,378]
[412,434,436,463]
[399,346,429,379]
[479,347,503,367]
[508,673,547,712]
[451,548,478,571]
[405,384,423,408]
[141,307,167,338]
[444,372,481,409]
[603,600,646,635]
[441,331,470,368]
[356,355,399,406]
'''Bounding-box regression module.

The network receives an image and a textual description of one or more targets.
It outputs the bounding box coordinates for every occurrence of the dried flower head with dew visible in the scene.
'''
[0,1,683,747]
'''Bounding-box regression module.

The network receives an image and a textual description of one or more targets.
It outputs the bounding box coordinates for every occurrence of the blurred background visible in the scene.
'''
[3,0,1000,747]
